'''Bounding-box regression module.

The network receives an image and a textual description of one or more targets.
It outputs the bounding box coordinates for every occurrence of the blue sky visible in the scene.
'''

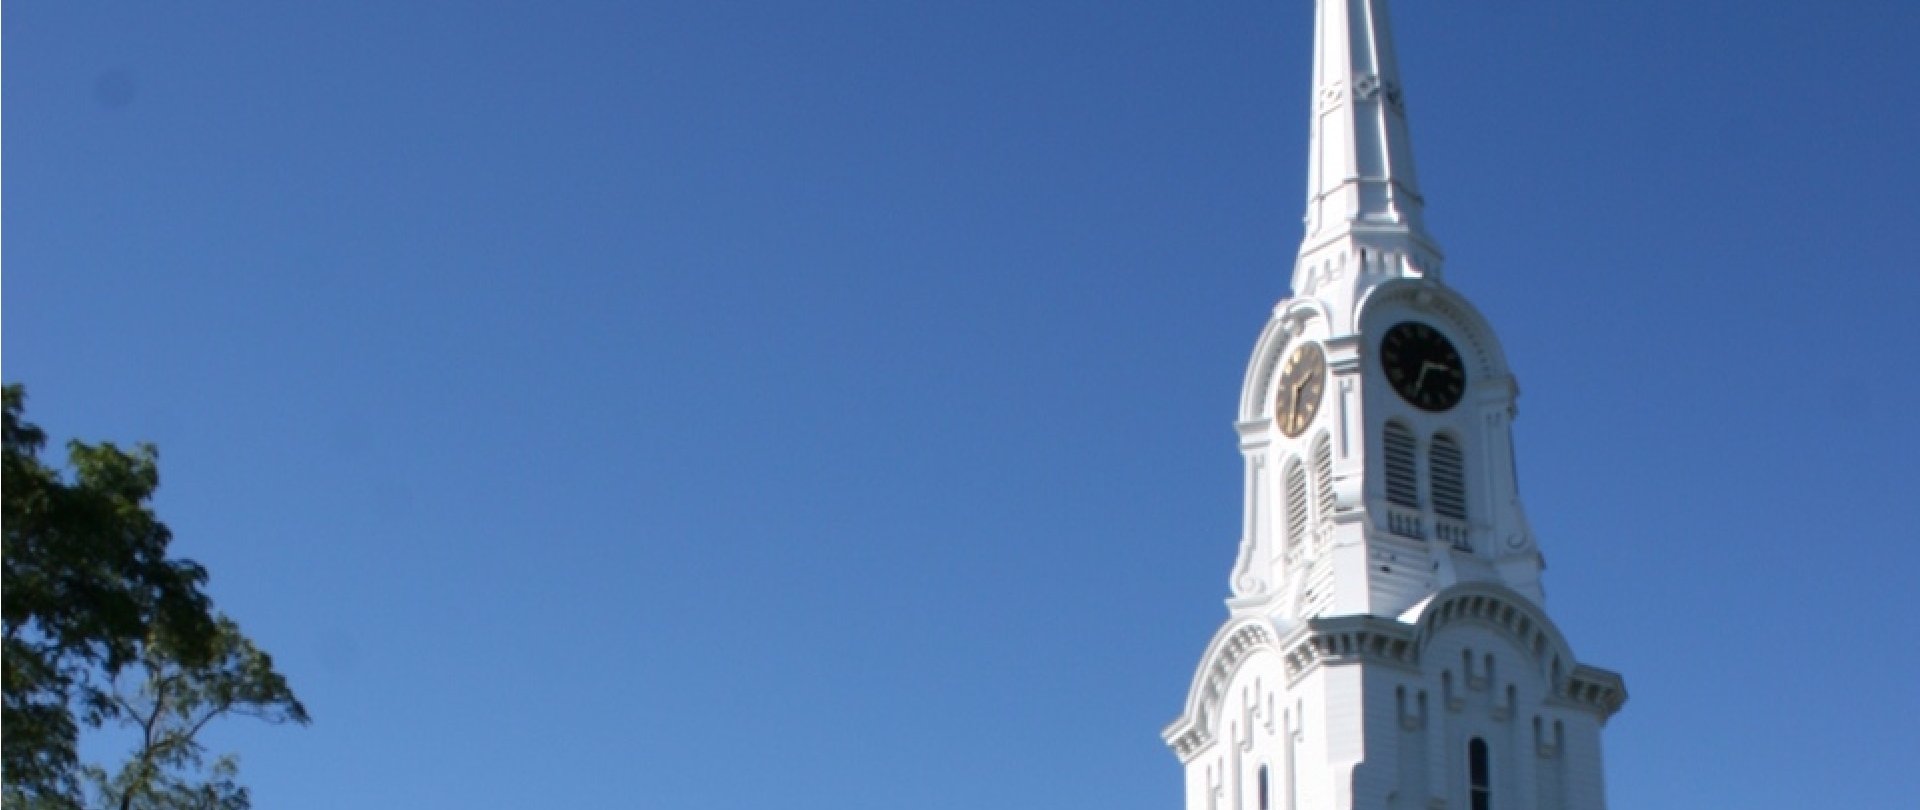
[7,1,1918,807]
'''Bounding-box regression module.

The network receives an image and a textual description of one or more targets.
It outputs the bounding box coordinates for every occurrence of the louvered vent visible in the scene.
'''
[1383,421,1419,508]
[1284,458,1309,557]
[1431,433,1467,521]
[1311,432,1335,523]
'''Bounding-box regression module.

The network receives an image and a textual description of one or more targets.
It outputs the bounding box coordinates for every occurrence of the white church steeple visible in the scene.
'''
[1285,0,1445,343]
[1166,3,1626,808]
[1227,0,1537,623]
[1300,0,1431,255]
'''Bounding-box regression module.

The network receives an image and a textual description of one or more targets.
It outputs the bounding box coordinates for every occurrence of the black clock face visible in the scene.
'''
[1380,321,1466,411]
[1274,342,1327,438]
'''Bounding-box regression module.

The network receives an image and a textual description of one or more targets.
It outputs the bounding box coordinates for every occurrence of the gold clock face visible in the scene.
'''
[1274,342,1328,438]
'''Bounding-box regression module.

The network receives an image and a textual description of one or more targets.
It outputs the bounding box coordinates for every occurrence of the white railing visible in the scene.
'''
[1386,507,1424,540]
[1435,518,1471,552]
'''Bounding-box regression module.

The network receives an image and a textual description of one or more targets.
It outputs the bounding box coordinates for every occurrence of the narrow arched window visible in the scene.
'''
[1257,764,1270,810]
[1469,737,1491,810]
[1383,421,1418,508]
[1311,432,1335,524]
[1431,433,1467,521]
[1284,458,1308,559]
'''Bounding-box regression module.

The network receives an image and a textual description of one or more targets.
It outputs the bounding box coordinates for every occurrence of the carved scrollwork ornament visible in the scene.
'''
[1354,73,1382,101]
[1237,573,1269,596]
[1352,72,1405,112]
[1318,80,1346,111]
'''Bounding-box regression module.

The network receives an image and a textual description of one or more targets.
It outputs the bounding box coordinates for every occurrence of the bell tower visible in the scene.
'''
[1164,2,1627,809]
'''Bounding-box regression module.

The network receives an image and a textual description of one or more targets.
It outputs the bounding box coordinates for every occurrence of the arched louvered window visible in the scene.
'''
[1283,458,1308,557]
[1383,421,1419,508]
[1469,737,1491,810]
[1311,432,1335,524]
[1431,433,1467,521]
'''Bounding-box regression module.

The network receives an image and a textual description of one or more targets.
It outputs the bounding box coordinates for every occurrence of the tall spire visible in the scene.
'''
[1299,0,1434,259]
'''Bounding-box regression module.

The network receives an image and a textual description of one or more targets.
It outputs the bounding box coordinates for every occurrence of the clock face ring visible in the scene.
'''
[1274,341,1328,438]
[1380,321,1466,411]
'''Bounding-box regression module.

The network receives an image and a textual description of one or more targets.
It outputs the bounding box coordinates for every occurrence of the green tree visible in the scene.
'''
[83,618,307,810]
[3,385,306,809]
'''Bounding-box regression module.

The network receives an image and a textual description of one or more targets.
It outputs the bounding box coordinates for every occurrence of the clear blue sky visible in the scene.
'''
[7,1,1918,807]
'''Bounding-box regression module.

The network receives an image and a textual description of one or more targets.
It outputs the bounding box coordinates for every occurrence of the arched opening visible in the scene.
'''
[1311,432,1335,529]
[1431,433,1467,521]
[1283,457,1308,560]
[1383,420,1418,508]
[1469,737,1491,810]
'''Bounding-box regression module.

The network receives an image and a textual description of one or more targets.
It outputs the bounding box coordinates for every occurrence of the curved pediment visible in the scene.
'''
[1405,583,1571,666]
[1407,583,1626,717]
[1161,617,1279,762]
[1355,278,1512,389]
[1238,297,1336,425]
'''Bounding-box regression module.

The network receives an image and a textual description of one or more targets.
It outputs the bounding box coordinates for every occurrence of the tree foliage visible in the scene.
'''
[2,386,306,809]
[83,618,307,810]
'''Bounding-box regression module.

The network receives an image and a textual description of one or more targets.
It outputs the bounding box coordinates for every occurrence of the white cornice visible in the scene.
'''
[1165,586,1628,761]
